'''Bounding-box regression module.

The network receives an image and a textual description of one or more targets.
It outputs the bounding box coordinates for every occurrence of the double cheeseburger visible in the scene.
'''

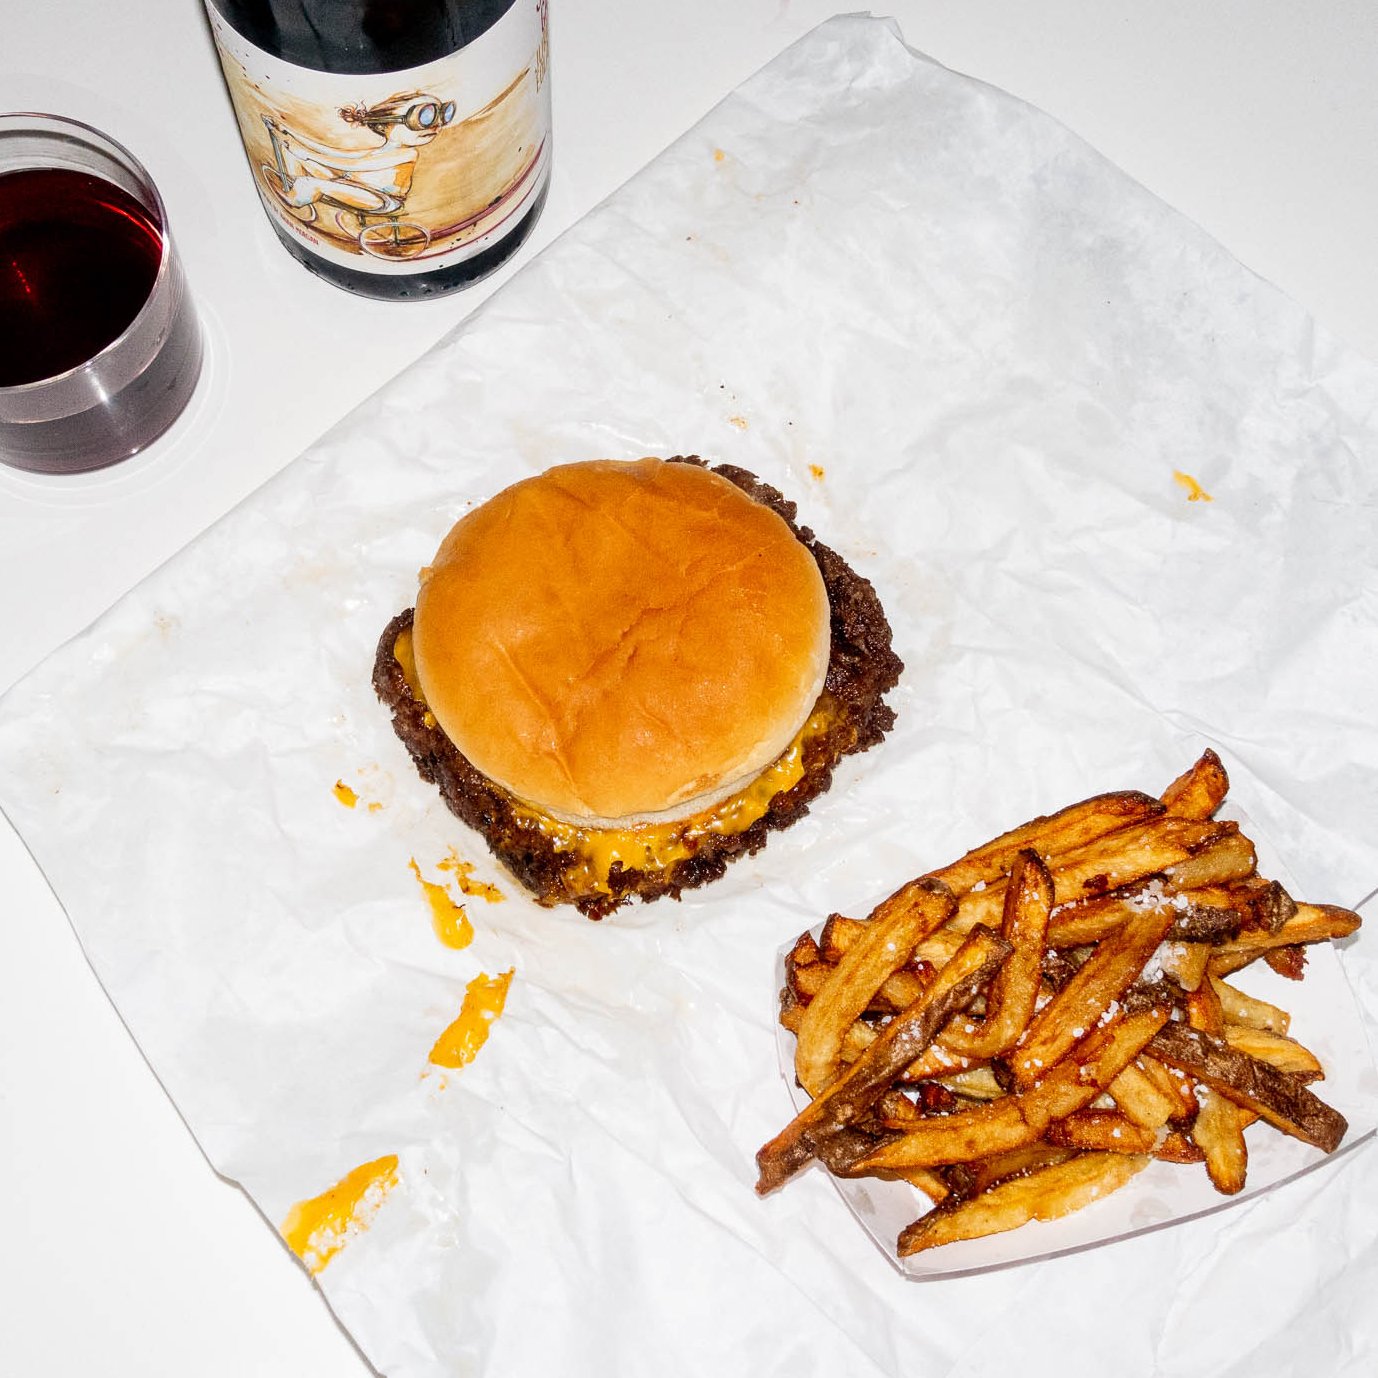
[374,456,902,917]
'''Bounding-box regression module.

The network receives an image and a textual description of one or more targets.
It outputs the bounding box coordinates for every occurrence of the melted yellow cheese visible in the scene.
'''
[428,969,514,1068]
[393,625,848,903]
[333,780,359,808]
[280,1154,399,1276]
[409,858,474,949]
[518,695,850,901]
[394,627,423,698]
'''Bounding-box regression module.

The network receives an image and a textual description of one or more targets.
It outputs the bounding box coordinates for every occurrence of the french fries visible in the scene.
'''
[896,1152,1151,1257]
[756,751,1361,1261]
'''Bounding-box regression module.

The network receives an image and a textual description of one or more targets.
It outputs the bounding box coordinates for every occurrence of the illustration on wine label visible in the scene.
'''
[259,93,458,260]
[209,0,550,277]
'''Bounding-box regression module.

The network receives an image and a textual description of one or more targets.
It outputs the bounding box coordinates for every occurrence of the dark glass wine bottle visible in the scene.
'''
[205,0,551,299]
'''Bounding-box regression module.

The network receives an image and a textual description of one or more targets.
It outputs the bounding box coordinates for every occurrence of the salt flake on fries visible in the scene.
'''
[758,751,1366,1267]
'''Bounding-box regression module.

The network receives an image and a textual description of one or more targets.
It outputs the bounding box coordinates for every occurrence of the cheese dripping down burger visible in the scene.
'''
[374,456,902,918]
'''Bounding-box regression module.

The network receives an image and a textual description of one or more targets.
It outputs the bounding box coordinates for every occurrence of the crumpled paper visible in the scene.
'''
[3,15,1377,1377]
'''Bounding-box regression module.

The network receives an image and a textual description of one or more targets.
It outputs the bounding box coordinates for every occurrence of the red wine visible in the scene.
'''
[0,167,162,387]
[205,0,552,299]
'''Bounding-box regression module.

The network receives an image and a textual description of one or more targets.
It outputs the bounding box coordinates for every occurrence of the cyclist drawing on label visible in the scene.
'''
[260,92,456,259]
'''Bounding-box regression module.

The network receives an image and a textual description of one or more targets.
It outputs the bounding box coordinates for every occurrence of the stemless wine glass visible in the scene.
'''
[0,113,203,474]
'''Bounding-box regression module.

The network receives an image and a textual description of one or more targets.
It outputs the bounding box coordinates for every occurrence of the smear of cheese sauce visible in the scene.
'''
[394,627,848,901]
[409,857,474,949]
[429,969,514,1068]
[394,627,437,727]
[280,1154,399,1276]
[1172,470,1213,502]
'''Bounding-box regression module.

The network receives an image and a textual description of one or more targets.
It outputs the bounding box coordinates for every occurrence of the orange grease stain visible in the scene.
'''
[1173,470,1213,502]
[428,969,514,1069]
[410,858,474,949]
[809,464,826,481]
[280,1154,399,1276]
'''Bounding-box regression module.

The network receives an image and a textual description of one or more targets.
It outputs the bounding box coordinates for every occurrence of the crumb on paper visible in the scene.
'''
[714,148,727,163]
[333,780,359,808]
[809,464,826,481]
[728,415,748,430]
[1172,470,1213,502]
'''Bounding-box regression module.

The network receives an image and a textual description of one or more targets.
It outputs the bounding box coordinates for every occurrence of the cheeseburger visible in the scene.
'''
[374,456,901,917]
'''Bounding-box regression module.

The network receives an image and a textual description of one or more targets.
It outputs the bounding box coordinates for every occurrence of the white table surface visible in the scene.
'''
[2,3,1375,1373]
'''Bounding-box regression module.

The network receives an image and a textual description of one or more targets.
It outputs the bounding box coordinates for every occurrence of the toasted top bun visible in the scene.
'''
[411,458,832,826]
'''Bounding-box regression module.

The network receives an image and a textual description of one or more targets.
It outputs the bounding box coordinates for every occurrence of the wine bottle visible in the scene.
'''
[205,0,552,299]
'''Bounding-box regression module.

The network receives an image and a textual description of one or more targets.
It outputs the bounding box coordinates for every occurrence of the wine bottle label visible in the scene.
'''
[208,2,551,276]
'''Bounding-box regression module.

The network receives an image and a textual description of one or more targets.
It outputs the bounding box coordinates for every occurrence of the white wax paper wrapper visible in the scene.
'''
[4,15,1378,1377]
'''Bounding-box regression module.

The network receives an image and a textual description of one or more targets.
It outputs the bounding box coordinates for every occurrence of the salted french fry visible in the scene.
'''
[1160,941,1212,993]
[1011,900,1179,1088]
[821,922,963,995]
[940,849,1052,1059]
[1160,749,1229,820]
[1107,1061,1178,1131]
[1191,1086,1250,1195]
[756,926,1011,1193]
[894,1166,952,1204]
[1210,975,1291,1034]
[838,1017,878,1065]
[1206,903,1362,978]
[1161,826,1257,891]
[1154,1129,1206,1164]
[936,1066,1006,1102]
[793,878,956,1096]
[914,928,965,968]
[1046,1109,1160,1155]
[1223,1024,1323,1079]
[1137,1053,1199,1121]
[786,959,827,1002]
[959,1144,1077,1196]
[954,816,1248,936]
[1048,887,1240,949]
[1149,1023,1347,1152]
[873,1089,924,1126]
[876,967,931,1013]
[784,930,823,984]
[1185,979,1226,1038]
[1192,876,1296,934]
[896,1040,979,1083]
[817,913,864,962]
[929,791,1166,897]
[897,1153,1150,1256]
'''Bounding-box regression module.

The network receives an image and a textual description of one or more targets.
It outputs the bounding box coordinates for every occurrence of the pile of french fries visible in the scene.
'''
[755,751,1361,1258]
